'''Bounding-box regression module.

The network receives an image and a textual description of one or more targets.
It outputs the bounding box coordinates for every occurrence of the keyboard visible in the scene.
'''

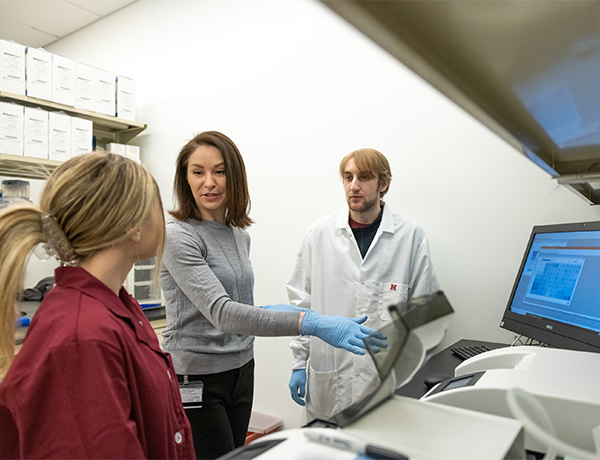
[450,344,492,360]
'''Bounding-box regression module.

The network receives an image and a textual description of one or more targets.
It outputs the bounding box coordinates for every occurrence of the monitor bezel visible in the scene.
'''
[500,220,600,352]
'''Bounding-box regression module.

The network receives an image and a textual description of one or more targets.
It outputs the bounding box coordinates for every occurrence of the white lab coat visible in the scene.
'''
[287,203,439,421]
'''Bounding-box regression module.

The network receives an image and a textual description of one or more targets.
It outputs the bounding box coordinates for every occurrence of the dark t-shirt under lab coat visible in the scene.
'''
[350,204,384,258]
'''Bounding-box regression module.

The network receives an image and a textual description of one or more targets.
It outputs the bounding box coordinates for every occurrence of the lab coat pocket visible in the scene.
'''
[306,366,340,420]
[377,283,409,321]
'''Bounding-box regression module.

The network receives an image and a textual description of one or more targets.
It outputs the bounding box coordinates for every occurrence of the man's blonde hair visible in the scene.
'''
[339,148,392,198]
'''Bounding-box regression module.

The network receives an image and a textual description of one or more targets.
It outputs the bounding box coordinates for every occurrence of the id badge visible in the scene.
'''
[179,375,203,409]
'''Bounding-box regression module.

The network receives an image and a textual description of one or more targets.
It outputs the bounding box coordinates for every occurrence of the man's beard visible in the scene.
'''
[349,195,378,214]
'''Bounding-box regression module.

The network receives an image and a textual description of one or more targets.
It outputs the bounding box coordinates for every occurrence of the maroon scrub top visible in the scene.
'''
[0,266,195,459]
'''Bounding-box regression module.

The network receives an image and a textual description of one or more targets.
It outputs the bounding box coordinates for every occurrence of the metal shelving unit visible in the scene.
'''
[2,89,160,316]
[0,153,61,180]
[125,257,163,313]
[0,90,147,180]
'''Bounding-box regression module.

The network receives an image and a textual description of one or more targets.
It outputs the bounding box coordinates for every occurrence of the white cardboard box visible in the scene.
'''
[74,62,95,112]
[52,54,75,106]
[106,142,125,155]
[48,111,71,161]
[125,144,140,163]
[0,101,24,156]
[23,106,48,159]
[71,117,93,157]
[25,47,52,101]
[116,75,135,121]
[95,68,116,116]
[0,40,25,95]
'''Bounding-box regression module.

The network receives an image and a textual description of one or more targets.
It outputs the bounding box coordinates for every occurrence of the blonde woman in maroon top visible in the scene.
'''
[0,153,194,459]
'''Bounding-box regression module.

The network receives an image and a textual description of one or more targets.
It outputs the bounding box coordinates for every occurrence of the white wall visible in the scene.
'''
[47,0,600,430]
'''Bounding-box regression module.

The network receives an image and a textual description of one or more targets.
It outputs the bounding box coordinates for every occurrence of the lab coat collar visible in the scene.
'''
[336,201,395,234]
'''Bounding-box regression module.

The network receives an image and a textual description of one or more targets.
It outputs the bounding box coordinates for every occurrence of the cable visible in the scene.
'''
[506,387,600,460]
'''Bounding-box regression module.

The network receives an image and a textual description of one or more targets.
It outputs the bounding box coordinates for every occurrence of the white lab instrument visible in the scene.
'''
[423,346,600,455]
[222,293,524,460]
[231,398,523,460]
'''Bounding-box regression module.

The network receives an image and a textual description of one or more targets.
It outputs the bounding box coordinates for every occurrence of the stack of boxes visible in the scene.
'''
[0,101,23,157]
[74,62,95,111]
[115,76,135,121]
[52,53,75,107]
[23,106,48,159]
[0,39,139,162]
[0,39,26,95]
[25,46,52,101]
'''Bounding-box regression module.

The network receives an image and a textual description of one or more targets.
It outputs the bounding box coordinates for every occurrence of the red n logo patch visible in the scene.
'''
[390,284,397,291]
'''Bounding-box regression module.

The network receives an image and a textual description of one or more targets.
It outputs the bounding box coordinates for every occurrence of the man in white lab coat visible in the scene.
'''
[287,148,439,422]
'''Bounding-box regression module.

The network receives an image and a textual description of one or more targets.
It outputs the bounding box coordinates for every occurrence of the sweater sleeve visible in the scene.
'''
[162,219,300,337]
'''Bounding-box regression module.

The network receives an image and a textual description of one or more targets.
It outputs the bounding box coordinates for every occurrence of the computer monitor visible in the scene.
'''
[500,220,600,352]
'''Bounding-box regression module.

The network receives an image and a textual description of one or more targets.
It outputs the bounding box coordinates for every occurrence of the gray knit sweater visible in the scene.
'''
[160,217,299,375]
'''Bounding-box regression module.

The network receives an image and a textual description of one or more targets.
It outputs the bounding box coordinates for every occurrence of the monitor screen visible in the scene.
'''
[500,220,600,352]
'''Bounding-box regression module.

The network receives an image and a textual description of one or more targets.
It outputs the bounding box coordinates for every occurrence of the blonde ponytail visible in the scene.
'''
[0,152,165,379]
[0,205,44,379]
[0,152,164,381]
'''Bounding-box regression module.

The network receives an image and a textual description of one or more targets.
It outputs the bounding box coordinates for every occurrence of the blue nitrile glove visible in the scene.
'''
[289,369,306,406]
[300,311,386,355]
[261,304,309,313]
[363,330,388,354]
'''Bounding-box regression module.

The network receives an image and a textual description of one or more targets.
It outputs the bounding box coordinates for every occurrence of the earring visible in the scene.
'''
[134,231,141,241]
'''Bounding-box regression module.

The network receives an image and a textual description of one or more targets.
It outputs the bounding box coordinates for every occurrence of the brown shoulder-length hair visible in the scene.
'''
[170,131,253,228]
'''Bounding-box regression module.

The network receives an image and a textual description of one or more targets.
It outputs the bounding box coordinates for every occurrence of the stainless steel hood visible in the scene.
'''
[321,1,600,204]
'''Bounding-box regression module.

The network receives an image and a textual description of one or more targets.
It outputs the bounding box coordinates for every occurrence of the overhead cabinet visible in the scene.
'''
[321,1,600,204]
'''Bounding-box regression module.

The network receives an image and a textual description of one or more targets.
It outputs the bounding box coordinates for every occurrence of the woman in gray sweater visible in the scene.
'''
[160,131,384,459]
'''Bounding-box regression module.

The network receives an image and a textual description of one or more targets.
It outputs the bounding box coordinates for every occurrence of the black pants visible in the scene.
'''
[178,359,254,460]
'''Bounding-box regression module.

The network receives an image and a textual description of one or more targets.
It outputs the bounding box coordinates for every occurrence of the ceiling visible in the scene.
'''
[0,0,138,49]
